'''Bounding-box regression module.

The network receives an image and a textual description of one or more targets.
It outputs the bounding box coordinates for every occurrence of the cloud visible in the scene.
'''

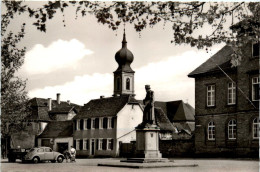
[28,49,219,106]
[23,39,93,74]
[28,73,113,105]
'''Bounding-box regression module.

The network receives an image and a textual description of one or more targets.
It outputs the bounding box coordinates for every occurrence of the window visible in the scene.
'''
[95,118,99,129]
[87,118,91,129]
[228,120,237,140]
[91,118,95,129]
[76,120,80,130]
[126,78,130,90]
[252,42,259,57]
[98,139,103,150]
[253,118,259,139]
[108,118,112,129]
[45,148,52,152]
[228,82,236,105]
[76,140,80,150]
[207,85,215,107]
[83,139,88,150]
[208,121,215,140]
[116,77,121,91]
[107,139,113,150]
[99,118,103,129]
[103,118,108,129]
[252,77,259,101]
[37,148,44,152]
[84,119,88,130]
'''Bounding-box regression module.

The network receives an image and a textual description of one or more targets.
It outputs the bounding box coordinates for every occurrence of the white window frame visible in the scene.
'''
[207,85,215,107]
[107,138,112,150]
[252,77,259,101]
[91,118,95,129]
[98,139,103,150]
[227,82,236,105]
[84,119,88,130]
[76,120,80,130]
[76,139,80,150]
[107,117,112,129]
[208,121,215,140]
[83,139,88,150]
[253,118,259,139]
[99,118,103,129]
[228,120,237,140]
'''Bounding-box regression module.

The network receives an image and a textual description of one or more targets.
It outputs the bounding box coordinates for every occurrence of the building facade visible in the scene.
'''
[188,42,259,157]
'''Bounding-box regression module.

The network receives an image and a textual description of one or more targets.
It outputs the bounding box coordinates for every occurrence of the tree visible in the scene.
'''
[3,1,259,65]
[1,1,29,139]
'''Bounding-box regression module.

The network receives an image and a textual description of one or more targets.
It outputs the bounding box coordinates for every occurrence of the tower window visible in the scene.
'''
[126,78,130,90]
[116,77,121,91]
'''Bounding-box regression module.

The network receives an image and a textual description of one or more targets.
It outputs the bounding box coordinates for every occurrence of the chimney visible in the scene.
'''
[57,93,61,104]
[48,98,52,111]
[67,100,70,105]
[100,95,104,99]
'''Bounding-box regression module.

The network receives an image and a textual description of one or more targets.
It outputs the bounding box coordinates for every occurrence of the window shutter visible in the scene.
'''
[103,118,107,129]
[80,140,83,150]
[73,140,76,148]
[111,139,114,150]
[86,139,89,150]
[112,117,115,128]
[103,139,107,150]
[87,119,91,129]
[96,139,99,150]
[79,119,83,130]
[74,120,77,130]
[95,118,99,129]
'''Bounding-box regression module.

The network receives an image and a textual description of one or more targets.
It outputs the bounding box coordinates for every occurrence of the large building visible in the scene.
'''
[72,32,144,157]
[188,41,259,157]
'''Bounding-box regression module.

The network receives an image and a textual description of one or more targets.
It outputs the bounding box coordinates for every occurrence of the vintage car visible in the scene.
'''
[23,147,64,163]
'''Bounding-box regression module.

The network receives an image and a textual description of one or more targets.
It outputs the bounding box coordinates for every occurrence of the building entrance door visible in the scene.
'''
[57,143,68,153]
[91,139,95,155]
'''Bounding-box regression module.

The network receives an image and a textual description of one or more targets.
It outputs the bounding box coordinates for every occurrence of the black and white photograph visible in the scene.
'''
[1,1,259,172]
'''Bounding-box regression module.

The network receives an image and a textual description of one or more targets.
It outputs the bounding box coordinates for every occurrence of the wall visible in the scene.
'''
[116,104,143,155]
[195,110,258,157]
[53,137,73,152]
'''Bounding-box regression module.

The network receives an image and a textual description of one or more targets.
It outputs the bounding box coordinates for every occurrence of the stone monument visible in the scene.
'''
[122,85,169,163]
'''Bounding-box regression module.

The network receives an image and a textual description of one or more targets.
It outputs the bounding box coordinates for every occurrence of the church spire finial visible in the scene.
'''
[122,24,127,48]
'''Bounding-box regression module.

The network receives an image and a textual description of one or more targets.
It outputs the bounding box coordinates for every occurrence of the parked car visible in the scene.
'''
[23,147,64,163]
[8,148,30,162]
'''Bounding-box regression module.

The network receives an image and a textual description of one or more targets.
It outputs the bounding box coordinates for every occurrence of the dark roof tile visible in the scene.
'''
[38,121,73,138]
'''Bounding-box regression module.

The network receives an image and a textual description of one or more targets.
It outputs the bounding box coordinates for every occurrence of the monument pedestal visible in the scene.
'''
[121,124,169,163]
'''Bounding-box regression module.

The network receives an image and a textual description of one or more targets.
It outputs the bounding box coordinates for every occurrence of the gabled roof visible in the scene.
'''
[188,45,234,77]
[38,121,73,138]
[154,108,177,132]
[26,98,81,122]
[154,100,195,122]
[73,95,139,119]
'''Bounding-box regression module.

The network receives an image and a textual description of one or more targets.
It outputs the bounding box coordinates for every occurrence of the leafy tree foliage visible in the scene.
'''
[1,1,29,137]
[3,1,258,65]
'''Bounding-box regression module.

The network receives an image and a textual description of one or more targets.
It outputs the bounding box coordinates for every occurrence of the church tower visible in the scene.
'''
[113,30,135,96]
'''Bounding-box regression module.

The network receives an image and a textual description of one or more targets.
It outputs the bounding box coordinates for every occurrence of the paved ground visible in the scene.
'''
[1,158,259,172]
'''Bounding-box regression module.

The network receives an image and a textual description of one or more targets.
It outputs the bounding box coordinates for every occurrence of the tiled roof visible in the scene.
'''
[154,108,177,132]
[73,95,139,119]
[188,45,234,77]
[26,98,81,122]
[154,100,195,122]
[38,121,73,138]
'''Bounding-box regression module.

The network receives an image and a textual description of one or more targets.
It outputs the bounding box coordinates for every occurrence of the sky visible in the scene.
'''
[4,1,225,107]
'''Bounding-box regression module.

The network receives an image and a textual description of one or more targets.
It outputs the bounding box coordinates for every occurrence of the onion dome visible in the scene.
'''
[115,30,134,73]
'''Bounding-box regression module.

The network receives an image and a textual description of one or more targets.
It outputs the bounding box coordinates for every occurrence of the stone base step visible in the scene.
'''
[121,158,170,163]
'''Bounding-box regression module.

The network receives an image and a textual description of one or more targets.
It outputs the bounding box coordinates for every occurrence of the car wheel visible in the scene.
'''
[57,156,64,163]
[33,157,39,164]
[51,160,56,163]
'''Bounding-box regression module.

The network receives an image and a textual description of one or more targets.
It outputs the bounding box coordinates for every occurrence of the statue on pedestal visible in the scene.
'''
[143,85,155,125]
